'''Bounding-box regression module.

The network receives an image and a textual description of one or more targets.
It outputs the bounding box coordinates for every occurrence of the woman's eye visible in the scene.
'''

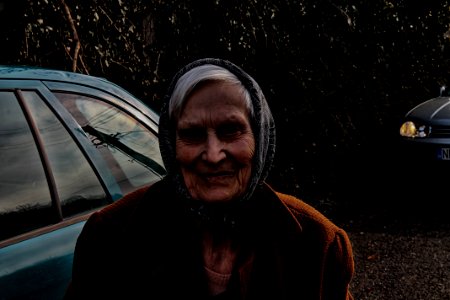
[177,127,205,142]
[217,123,242,138]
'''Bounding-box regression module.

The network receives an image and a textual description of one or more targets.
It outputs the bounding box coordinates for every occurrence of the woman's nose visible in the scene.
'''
[202,133,226,163]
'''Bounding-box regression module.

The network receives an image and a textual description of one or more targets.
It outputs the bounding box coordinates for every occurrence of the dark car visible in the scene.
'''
[0,66,166,299]
[399,87,450,162]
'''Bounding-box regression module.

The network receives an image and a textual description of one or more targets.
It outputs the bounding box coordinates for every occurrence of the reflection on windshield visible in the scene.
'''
[0,91,54,240]
[0,92,52,211]
[55,92,166,195]
[82,124,166,175]
[21,91,109,218]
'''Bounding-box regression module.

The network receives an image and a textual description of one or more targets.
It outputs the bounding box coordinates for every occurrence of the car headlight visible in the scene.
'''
[399,121,429,138]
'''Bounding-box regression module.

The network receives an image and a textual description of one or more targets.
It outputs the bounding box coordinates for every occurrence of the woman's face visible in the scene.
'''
[175,81,255,203]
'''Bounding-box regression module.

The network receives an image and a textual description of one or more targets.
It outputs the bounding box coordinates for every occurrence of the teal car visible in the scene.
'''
[0,66,166,299]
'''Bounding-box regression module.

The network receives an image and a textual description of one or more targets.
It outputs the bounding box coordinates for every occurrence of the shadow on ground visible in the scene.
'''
[331,142,450,234]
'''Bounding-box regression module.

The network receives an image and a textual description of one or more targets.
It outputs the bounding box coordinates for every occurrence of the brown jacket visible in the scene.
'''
[65,178,354,300]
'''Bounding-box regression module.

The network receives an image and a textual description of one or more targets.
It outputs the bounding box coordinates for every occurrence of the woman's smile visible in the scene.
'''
[201,171,235,183]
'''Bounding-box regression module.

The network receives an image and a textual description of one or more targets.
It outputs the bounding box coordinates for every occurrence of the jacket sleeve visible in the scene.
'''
[322,228,355,300]
[274,188,355,300]
[64,185,151,299]
[63,211,106,299]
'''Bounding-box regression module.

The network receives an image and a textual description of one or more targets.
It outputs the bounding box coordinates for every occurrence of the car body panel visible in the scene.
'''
[405,97,450,126]
[0,221,86,299]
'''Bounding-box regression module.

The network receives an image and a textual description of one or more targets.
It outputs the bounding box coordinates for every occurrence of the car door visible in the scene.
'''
[0,78,165,299]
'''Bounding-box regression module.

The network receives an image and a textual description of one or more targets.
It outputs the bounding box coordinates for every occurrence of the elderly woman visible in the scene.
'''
[65,58,354,299]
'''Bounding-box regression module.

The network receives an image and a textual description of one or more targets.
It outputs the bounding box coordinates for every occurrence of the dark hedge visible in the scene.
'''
[1,0,449,220]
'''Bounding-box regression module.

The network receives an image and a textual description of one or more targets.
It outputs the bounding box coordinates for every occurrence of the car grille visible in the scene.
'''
[430,125,450,137]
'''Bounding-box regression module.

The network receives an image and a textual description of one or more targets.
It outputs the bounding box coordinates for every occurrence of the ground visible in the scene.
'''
[341,205,450,300]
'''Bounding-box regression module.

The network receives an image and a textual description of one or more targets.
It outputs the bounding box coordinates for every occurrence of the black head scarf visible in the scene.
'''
[158,58,276,226]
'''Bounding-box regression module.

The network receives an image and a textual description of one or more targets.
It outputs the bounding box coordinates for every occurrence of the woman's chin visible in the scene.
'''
[196,189,237,203]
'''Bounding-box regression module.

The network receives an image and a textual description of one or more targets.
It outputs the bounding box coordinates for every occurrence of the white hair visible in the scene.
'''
[168,64,254,120]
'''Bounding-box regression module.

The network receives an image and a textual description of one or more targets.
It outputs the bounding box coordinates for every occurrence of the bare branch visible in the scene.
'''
[60,0,85,73]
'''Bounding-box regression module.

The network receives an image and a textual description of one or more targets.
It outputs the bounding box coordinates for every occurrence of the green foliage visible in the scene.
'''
[1,0,449,213]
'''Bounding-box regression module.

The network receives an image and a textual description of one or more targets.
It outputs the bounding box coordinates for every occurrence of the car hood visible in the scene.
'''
[406,96,450,126]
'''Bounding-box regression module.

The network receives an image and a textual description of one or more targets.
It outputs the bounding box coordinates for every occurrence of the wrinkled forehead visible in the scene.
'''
[174,79,252,122]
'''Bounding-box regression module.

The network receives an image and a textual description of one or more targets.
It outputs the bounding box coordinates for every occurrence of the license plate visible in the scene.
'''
[437,148,450,160]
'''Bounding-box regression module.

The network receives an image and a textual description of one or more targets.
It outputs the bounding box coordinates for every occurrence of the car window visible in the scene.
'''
[0,91,53,241]
[21,91,108,218]
[54,93,166,196]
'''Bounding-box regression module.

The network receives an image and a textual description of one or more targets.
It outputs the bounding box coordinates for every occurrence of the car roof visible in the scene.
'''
[0,65,113,87]
[0,65,160,122]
